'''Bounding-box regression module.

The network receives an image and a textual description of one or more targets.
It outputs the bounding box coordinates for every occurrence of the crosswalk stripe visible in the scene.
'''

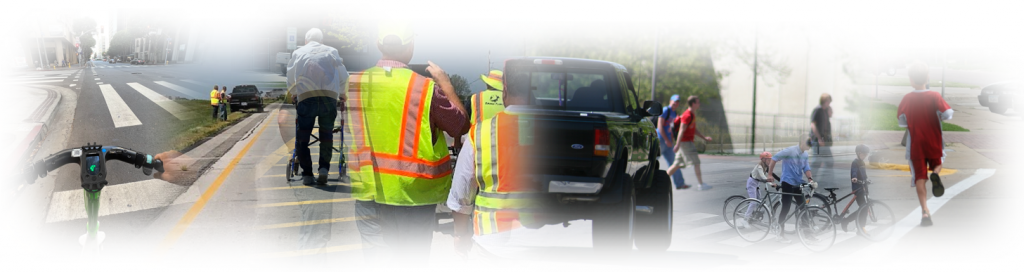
[99,84,142,128]
[182,79,202,85]
[12,79,64,84]
[257,197,353,207]
[679,221,734,240]
[153,80,202,98]
[678,212,718,222]
[257,216,361,229]
[127,82,190,120]
[718,235,756,247]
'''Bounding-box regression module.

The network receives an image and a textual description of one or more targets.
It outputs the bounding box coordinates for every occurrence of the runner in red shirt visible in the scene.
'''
[897,61,954,227]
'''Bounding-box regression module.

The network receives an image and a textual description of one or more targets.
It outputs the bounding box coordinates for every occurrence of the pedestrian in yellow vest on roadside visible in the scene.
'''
[346,21,469,261]
[210,85,220,120]
[470,70,505,124]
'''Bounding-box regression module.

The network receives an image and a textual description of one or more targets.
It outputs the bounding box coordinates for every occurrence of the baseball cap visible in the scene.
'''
[670,94,680,102]
[378,22,415,46]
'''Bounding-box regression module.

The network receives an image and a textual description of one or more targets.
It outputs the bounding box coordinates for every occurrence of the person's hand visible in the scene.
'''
[663,139,674,149]
[426,61,450,83]
[767,175,775,184]
[809,181,818,190]
[851,178,858,184]
[153,150,191,183]
[453,233,472,258]
[704,136,713,142]
[673,144,680,153]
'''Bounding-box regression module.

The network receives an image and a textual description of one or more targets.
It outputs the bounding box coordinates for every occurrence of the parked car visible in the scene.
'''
[230,85,265,112]
[130,59,144,65]
[978,80,1021,114]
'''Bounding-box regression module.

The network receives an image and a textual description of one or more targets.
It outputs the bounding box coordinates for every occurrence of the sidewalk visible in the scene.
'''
[1,85,62,166]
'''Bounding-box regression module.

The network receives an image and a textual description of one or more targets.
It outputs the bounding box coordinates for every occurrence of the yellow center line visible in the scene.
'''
[257,216,363,229]
[160,111,277,252]
[257,198,354,207]
[262,244,361,259]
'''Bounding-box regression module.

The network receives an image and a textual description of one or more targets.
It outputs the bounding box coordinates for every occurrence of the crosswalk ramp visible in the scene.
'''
[7,70,77,85]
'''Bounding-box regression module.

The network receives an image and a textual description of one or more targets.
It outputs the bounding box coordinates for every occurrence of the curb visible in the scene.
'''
[16,87,63,162]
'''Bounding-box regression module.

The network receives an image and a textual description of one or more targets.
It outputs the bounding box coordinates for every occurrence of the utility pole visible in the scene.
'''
[650,28,659,101]
[751,30,758,155]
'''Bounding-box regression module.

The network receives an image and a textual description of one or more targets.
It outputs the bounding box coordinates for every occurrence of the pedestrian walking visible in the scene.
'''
[657,94,688,189]
[287,27,348,186]
[219,87,229,121]
[898,61,953,226]
[668,95,713,190]
[810,93,835,184]
[346,22,468,262]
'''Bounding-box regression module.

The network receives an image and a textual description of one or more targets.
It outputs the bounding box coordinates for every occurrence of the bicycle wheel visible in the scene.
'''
[797,206,836,252]
[771,193,832,234]
[733,199,773,242]
[856,200,896,242]
[722,195,746,228]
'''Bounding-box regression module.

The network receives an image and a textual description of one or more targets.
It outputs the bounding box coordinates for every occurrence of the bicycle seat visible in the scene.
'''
[823,187,839,192]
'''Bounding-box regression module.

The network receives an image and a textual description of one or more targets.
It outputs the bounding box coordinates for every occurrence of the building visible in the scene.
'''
[19,17,82,69]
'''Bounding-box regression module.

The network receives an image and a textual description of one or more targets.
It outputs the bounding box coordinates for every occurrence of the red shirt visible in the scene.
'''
[673,108,697,142]
[897,90,951,159]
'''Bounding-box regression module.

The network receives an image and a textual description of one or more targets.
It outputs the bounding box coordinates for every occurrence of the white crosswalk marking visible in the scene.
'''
[98,84,142,128]
[127,82,190,120]
[153,80,201,98]
[679,221,734,239]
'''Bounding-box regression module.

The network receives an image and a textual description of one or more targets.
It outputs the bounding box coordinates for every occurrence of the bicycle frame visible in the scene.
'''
[825,181,872,222]
[83,190,103,248]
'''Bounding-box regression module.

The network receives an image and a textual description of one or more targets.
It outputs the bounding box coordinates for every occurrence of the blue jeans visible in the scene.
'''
[296,96,338,176]
[658,134,686,188]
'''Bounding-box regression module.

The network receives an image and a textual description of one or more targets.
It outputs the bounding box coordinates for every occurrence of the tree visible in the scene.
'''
[448,74,473,114]
[73,17,98,61]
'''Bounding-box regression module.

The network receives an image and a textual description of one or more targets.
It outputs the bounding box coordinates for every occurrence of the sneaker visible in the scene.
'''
[921,215,933,227]
[317,168,330,185]
[736,218,749,229]
[930,173,944,197]
[776,236,792,244]
[697,184,713,191]
[302,175,316,186]
[676,184,692,190]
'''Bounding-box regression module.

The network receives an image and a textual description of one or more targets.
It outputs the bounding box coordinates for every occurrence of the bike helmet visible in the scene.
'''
[759,151,772,159]
[856,144,870,155]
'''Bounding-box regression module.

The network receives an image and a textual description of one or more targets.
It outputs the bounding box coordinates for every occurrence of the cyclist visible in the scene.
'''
[767,137,818,243]
[738,151,780,228]
[841,144,871,232]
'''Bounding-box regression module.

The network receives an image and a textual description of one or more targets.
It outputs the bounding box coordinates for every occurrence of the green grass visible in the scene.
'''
[170,100,252,151]
[861,101,969,132]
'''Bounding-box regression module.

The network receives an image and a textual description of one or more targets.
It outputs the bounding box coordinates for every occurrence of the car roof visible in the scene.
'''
[505,57,627,72]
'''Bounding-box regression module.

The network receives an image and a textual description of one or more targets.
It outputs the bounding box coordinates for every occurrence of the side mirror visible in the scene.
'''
[642,101,663,117]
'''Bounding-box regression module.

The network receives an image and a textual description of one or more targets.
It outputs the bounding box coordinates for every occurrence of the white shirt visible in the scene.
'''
[447,143,477,215]
[286,41,348,101]
[750,163,769,181]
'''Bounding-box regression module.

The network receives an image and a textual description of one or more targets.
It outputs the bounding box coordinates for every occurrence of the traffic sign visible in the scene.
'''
[287,27,296,50]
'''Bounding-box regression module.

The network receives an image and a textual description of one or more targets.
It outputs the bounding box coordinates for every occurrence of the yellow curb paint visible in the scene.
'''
[160,111,277,252]
[257,198,354,208]
[256,216,361,229]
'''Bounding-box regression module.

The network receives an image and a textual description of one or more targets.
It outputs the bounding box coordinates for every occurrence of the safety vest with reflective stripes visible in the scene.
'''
[345,66,452,205]
[470,90,504,124]
[210,89,220,105]
[470,111,542,235]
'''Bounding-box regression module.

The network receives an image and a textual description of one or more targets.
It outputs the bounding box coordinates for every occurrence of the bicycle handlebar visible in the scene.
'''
[25,145,164,185]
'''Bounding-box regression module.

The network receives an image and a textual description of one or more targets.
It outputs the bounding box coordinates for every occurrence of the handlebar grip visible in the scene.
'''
[152,159,165,173]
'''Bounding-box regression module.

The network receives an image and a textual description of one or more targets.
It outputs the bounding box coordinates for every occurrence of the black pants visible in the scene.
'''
[377,204,436,262]
[779,182,805,235]
[212,105,219,119]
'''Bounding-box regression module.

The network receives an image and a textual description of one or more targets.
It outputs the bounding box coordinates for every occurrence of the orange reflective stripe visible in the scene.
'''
[410,78,431,158]
[399,76,427,158]
[346,148,452,179]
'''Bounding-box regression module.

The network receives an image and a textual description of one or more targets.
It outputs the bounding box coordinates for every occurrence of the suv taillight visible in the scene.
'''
[594,128,609,156]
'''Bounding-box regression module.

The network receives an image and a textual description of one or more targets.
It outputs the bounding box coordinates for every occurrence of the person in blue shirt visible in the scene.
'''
[767,137,818,243]
[657,94,688,189]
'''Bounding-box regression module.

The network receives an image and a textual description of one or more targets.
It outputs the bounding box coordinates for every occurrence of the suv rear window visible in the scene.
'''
[507,65,614,112]
[233,86,257,93]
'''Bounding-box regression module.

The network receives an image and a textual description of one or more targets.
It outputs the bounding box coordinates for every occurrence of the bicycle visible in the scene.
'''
[820,179,895,242]
[723,176,831,229]
[733,183,836,252]
[24,143,165,254]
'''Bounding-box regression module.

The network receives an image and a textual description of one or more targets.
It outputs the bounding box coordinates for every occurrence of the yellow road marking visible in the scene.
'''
[257,216,362,229]
[257,198,354,207]
[262,244,361,258]
[263,171,340,178]
[160,111,277,251]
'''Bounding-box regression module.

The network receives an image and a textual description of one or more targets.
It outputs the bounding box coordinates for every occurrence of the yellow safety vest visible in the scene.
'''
[210,90,220,105]
[470,90,504,124]
[470,111,542,235]
[345,67,452,205]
